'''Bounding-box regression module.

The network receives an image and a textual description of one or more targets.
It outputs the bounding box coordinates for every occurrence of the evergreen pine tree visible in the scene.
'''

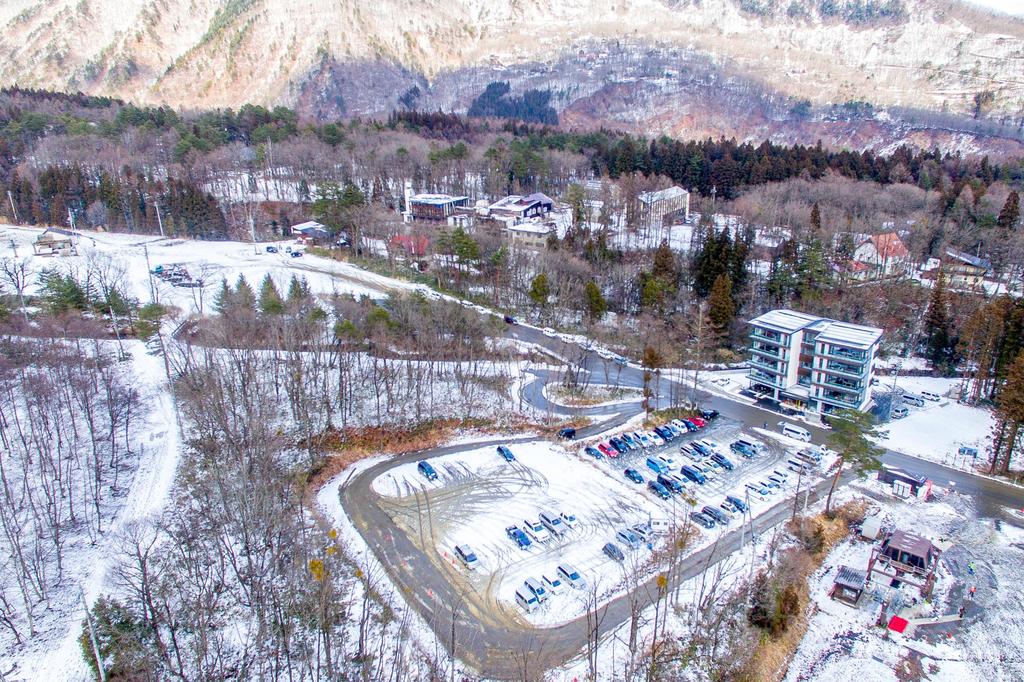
[997,191,1020,231]
[234,274,256,312]
[990,350,1024,473]
[824,408,884,513]
[707,273,735,339]
[924,273,954,371]
[528,272,550,309]
[583,280,608,322]
[258,274,285,315]
[214,278,233,315]
[810,202,822,233]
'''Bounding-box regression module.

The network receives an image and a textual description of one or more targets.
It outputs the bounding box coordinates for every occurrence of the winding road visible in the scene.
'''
[337,320,1024,679]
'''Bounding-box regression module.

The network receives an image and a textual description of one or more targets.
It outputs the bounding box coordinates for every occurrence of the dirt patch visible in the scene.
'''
[548,384,641,406]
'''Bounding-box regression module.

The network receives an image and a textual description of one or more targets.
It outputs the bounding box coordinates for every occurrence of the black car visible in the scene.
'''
[700,409,720,420]
[623,468,644,484]
[657,473,685,494]
[710,453,735,471]
[654,425,674,442]
[558,427,577,440]
[610,438,629,454]
[701,506,730,525]
[265,245,278,253]
[584,446,604,460]
[290,250,303,258]
[648,480,671,500]
[503,315,517,324]
[603,542,625,561]
[689,511,716,529]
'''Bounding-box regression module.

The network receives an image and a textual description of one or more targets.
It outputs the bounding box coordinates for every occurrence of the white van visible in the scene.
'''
[778,421,812,442]
[515,587,540,612]
[902,394,925,407]
[891,405,909,419]
[921,390,942,402]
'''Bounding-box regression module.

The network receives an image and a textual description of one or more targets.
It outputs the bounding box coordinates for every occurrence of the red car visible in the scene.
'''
[690,416,707,428]
[597,442,617,458]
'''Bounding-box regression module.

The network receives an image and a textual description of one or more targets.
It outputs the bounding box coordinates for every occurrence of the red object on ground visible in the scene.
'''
[888,615,910,633]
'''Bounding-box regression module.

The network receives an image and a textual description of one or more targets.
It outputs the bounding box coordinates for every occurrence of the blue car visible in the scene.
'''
[610,438,629,454]
[657,473,685,494]
[646,457,669,474]
[584,446,604,460]
[726,495,749,512]
[505,525,532,549]
[710,453,735,471]
[681,419,698,432]
[624,468,644,484]
[417,461,438,481]
[691,441,713,457]
[680,465,707,485]
[620,434,640,450]
[497,445,515,462]
[648,480,671,499]
[655,426,674,442]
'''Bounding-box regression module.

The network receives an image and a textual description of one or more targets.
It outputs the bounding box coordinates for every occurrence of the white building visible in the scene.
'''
[505,222,552,251]
[850,232,911,280]
[748,309,883,414]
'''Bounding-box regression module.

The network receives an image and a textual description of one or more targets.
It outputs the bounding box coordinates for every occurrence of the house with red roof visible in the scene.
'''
[850,232,911,281]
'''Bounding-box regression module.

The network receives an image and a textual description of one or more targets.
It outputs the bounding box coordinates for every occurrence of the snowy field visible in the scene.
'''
[0,225,421,316]
[877,376,996,471]
[370,420,837,627]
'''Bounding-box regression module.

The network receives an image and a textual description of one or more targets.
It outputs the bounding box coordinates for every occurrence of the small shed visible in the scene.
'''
[861,514,882,541]
[830,565,867,606]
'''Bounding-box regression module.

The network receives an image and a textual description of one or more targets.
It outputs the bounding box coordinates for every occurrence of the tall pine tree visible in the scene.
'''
[924,273,954,372]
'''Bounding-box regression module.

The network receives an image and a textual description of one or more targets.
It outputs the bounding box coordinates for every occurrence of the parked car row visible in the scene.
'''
[504,510,578,550]
[516,563,587,612]
[583,411,718,462]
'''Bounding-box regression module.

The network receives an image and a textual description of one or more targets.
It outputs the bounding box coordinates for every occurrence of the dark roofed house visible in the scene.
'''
[868,528,941,595]
[830,565,867,605]
[291,220,331,243]
[488,193,554,220]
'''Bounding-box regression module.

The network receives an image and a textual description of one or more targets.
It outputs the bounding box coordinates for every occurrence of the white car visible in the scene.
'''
[559,511,578,528]
[658,454,679,468]
[542,573,566,595]
[698,439,723,454]
[523,518,551,542]
[648,431,665,446]
[557,563,587,590]
[542,327,557,338]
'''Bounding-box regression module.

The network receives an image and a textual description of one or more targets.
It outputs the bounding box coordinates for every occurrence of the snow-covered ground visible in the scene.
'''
[0,225,419,317]
[787,479,1024,682]
[366,425,835,628]
[4,341,181,682]
[877,376,996,472]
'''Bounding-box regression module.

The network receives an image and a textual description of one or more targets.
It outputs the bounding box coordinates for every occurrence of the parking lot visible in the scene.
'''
[371,418,831,626]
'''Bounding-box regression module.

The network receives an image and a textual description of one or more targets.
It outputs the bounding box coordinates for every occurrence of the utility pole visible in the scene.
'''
[792,466,805,522]
[154,200,165,238]
[7,190,18,224]
[249,212,258,255]
[81,587,107,682]
[143,243,157,304]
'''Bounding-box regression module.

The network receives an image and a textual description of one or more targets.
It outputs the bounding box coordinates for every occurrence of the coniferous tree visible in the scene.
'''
[810,202,822,233]
[528,272,550,309]
[258,274,285,315]
[214,278,234,315]
[990,350,1024,473]
[824,409,884,513]
[707,274,735,341]
[234,274,257,312]
[924,273,954,372]
[997,191,1020,231]
[583,280,608,322]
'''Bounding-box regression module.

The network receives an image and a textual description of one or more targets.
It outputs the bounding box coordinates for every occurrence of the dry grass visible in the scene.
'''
[741,500,868,681]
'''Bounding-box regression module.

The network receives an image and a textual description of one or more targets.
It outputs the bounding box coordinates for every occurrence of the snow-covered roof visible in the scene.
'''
[749,309,882,349]
[507,222,552,235]
[834,566,867,591]
[639,186,689,204]
[816,321,884,350]
[291,220,327,233]
[748,309,822,334]
[411,194,468,206]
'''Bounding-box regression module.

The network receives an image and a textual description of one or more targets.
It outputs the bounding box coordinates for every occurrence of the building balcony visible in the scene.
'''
[750,329,785,345]
[751,345,785,361]
[816,377,863,394]
[820,346,868,363]
[749,370,784,388]
[818,391,862,408]
[749,358,784,375]
[823,361,867,379]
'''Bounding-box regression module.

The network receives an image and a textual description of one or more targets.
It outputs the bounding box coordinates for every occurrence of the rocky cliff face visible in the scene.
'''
[1,0,1022,152]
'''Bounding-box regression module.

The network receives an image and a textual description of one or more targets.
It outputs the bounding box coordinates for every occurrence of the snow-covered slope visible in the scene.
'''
[1,0,1021,125]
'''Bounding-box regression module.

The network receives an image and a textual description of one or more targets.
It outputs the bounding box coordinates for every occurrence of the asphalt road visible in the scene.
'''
[337,319,1024,679]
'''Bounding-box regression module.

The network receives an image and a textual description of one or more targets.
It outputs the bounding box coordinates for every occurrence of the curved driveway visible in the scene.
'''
[337,322,1024,679]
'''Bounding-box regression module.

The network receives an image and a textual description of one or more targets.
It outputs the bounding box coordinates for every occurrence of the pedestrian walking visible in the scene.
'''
[959,604,966,618]
[968,561,976,575]
[969,585,977,597]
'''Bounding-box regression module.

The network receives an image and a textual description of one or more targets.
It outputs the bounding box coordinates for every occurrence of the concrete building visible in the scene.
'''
[748,309,883,414]
[638,186,690,230]
[505,222,552,251]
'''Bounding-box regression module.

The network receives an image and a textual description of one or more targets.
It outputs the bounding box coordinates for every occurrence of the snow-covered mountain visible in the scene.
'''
[1,0,1022,150]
